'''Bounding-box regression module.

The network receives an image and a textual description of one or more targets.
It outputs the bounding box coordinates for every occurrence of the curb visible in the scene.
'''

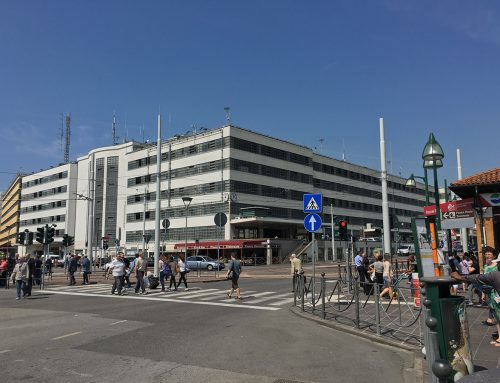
[289,306,425,383]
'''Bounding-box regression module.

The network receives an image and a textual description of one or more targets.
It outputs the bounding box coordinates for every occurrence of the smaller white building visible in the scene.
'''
[19,163,78,255]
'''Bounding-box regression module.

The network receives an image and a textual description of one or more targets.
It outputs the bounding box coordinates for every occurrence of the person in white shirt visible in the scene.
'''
[177,255,189,291]
[108,252,126,295]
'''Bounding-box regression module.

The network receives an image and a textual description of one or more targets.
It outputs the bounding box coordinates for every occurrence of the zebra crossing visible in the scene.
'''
[39,284,294,311]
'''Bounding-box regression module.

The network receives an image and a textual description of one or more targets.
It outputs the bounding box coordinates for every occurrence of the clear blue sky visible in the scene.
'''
[1,0,499,191]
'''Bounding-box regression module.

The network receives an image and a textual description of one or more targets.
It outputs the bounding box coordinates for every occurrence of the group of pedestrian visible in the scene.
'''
[451,246,500,348]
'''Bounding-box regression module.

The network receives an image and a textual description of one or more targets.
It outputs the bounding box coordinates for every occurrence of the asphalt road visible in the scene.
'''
[0,278,416,383]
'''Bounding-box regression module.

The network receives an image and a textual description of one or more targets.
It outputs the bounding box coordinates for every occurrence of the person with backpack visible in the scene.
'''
[225,253,242,300]
[159,254,171,292]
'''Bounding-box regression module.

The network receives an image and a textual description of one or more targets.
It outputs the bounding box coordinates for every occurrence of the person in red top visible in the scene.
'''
[0,256,8,286]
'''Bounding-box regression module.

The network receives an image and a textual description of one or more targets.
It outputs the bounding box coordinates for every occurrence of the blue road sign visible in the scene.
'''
[304,213,322,233]
[303,193,322,213]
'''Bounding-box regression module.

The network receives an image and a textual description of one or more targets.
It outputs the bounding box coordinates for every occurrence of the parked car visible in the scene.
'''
[397,244,415,256]
[46,254,64,267]
[186,256,224,271]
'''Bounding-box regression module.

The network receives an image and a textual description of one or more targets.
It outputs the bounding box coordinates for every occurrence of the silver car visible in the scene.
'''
[186,256,224,271]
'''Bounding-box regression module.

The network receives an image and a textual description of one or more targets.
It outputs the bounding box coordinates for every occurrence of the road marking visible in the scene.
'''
[110,320,128,326]
[52,331,82,340]
[244,292,291,304]
[269,297,295,306]
[37,290,280,311]
[0,350,11,354]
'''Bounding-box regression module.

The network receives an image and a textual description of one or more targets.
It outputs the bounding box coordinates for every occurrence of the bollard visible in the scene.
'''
[300,271,305,312]
[374,281,381,336]
[321,273,326,319]
[432,360,453,383]
[421,276,473,381]
[354,275,360,329]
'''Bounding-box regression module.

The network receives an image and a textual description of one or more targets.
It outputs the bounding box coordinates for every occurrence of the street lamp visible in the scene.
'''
[182,197,193,264]
[405,173,430,206]
[422,133,444,231]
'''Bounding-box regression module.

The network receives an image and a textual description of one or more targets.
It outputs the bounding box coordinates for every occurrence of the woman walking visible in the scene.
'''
[380,254,394,300]
[226,253,242,300]
[369,253,384,295]
[176,255,189,291]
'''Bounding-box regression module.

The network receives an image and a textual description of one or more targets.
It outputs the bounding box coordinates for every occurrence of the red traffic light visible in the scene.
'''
[339,220,347,227]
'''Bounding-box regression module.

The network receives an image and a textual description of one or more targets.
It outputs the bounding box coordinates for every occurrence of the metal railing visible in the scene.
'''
[293,269,423,347]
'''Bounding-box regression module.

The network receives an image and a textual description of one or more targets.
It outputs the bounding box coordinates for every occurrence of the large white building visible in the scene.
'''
[19,163,78,254]
[19,124,429,262]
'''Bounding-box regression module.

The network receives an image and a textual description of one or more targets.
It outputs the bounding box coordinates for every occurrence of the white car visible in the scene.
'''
[397,245,415,256]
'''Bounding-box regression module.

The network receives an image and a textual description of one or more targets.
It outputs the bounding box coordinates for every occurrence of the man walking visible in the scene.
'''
[134,252,148,295]
[108,252,126,295]
[81,255,91,284]
[23,254,35,296]
[290,254,302,292]
[68,254,78,286]
[226,253,242,300]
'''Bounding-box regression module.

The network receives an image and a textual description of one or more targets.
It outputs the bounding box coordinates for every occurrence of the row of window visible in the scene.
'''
[127,159,226,187]
[20,200,66,213]
[126,225,221,243]
[22,171,68,189]
[23,186,67,200]
[19,214,66,226]
[128,137,224,170]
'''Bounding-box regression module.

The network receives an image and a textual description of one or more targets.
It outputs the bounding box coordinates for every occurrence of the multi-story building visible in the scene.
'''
[18,124,428,261]
[19,163,78,254]
[0,175,23,255]
[74,142,134,257]
[120,125,428,261]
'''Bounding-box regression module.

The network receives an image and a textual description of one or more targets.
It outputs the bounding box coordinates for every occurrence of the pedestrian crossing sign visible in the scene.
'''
[303,193,322,213]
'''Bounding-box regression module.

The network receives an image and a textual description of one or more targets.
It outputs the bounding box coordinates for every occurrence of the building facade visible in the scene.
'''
[0,175,23,255]
[19,163,78,255]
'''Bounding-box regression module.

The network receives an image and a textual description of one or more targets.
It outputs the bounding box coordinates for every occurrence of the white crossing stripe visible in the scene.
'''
[164,288,218,298]
[269,297,295,306]
[243,292,291,304]
[198,290,258,301]
[170,289,229,299]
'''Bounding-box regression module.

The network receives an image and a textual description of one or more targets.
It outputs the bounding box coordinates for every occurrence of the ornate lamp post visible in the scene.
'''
[422,134,444,231]
[405,173,430,206]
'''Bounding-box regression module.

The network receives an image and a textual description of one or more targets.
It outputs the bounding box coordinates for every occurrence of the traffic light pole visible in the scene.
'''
[41,226,48,290]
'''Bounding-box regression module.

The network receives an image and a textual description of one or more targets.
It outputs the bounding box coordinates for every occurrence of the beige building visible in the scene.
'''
[0,175,23,254]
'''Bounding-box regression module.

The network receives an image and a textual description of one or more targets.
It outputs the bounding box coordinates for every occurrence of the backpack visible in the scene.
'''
[162,262,171,276]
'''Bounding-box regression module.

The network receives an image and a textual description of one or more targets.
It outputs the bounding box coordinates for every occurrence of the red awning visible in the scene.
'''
[174,240,266,250]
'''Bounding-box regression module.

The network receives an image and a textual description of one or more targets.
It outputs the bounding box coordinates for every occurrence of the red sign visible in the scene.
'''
[424,205,437,216]
[439,198,475,219]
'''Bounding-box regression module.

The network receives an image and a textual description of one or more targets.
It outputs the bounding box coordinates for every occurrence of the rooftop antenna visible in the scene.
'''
[318,138,324,153]
[124,113,128,142]
[342,138,346,161]
[224,106,231,125]
[60,113,64,155]
[64,113,71,163]
[112,112,117,145]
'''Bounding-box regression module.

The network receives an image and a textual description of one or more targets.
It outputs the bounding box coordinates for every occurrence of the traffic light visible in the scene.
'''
[27,232,33,245]
[102,237,109,250]
[17,232,25,245]
[68,236,74,247]
[338,220,348,240]
[46,226,55,244]
[62,234,69,247]
[35,227,45,244]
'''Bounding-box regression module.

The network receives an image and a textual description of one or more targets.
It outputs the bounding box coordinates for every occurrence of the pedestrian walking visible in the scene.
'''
[23,254,34,296]
[82,255,91,284]
[0,256,8,287]
[290,253,302,292]
[33,255,43,286]
[354,251,368,294]
[134,252,148,294]
[176,255,189,291]
[369,253,384,294]
[68,254,78,286]
[11,256,28,299]
[379,254,394,300]
[159,254,166,291]
[168,255,178,291]
[108,252,126,295]
[123,256,132,288]
[226,253,242,300]
[45,257,53,280]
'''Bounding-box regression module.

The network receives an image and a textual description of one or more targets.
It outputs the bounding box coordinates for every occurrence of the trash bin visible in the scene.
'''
[421,276,474,381]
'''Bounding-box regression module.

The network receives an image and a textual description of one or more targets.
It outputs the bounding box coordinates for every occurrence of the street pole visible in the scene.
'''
[456,148,468,252]
[142,188,147,256]
[312,232,316,310]
[433,165,441,232]
[330,204,335,262]
[153,113,161,278]
[379,118,391,256]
